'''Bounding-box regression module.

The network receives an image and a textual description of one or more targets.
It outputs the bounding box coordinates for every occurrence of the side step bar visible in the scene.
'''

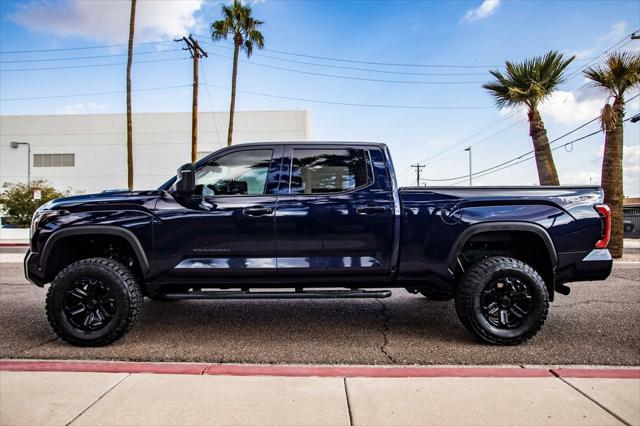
[162,289,392,300]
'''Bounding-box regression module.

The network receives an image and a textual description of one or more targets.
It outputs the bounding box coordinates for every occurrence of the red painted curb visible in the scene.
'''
[0,361,637,379]
[0,361,206,375]
[0,243,29,247]
[552,368,640,379]
[201,365,552,378]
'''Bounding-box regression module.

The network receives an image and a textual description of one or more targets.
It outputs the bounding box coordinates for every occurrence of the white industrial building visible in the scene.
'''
[0,110,313,194]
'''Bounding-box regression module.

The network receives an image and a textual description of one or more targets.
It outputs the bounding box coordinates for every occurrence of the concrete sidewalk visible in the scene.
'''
[1,362,639,426]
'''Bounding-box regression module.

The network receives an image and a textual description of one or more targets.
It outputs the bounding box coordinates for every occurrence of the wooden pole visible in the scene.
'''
[192,50,199,163]
[126,0,137,190]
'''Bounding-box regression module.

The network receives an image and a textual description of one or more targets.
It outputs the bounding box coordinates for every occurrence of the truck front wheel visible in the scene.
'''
[45,257,143,346]
[455,257,549,345]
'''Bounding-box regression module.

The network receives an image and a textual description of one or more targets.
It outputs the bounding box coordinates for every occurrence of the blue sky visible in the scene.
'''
[1,0,639,194]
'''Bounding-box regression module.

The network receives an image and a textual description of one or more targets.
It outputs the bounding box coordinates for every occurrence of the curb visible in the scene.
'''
[1,360,638,379]
[0,243,29,247]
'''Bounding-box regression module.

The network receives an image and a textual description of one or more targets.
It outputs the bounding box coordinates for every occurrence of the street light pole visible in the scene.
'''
[465,147,472,186]
[10,141,31,187]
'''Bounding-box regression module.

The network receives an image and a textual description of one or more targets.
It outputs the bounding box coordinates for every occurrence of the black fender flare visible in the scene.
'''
[40,225,150,273]
[446,222,558,273]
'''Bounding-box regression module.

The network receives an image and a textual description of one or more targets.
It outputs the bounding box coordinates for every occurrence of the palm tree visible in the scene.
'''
[584,52,640,258]
[126,0,137,190]
[483,51,575,185]
[211,0,264,146]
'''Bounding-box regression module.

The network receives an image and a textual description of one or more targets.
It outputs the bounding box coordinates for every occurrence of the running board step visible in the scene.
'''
[162,289,392,300]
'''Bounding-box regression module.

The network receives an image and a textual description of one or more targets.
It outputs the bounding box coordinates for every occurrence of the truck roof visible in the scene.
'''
[226,141,389,148]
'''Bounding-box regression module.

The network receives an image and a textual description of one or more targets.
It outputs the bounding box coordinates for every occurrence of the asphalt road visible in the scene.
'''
[1,255,638,366]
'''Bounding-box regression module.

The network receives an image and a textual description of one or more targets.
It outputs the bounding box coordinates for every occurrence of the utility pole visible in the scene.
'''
[411,163,425,187]
[177,35,208,163]
[465,147,472,186]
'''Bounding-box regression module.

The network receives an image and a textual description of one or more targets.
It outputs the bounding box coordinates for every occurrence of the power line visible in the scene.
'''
[0,40,174,54]
[202,82,492,110]
[193,34,502,69]
[422,121,600,182]
[0,84,191,101]
[199,62,222,148]
[0,57,189,72]
[0,49,183,64]
[424,93,639,184]
[399,29,639,177]
[207,52,485,85]
[198,39,490,76]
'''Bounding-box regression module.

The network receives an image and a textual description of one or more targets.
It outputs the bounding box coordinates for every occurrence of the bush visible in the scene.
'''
[0,180,69,227]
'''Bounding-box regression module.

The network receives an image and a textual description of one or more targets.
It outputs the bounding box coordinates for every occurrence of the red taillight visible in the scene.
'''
[594,204,611,249]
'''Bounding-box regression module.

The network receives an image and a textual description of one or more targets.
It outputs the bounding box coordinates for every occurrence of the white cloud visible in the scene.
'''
[461,0,501,23]
[56,102,107,115]
[498,84,612,126]
[568,21,638,59]
[540,90,606,125]
[563,143,640,197]
[10,0,205,43]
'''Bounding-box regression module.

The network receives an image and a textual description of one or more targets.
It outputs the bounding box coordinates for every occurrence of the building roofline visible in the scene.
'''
[0,110,310,119]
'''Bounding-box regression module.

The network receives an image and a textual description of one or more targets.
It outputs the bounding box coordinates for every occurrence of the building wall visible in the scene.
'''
[0,110,313,194]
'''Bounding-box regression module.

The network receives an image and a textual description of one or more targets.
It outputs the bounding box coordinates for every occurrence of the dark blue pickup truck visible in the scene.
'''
[25,142,613,347]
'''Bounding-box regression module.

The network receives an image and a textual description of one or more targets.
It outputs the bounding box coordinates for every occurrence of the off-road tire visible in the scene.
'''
[46,257,143,346]
[455,256,549,345]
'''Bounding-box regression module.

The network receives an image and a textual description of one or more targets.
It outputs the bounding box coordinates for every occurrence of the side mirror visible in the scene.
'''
[174,163,195,197]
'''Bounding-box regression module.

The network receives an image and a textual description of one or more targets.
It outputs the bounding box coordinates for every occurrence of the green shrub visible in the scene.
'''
[0,180,69,227]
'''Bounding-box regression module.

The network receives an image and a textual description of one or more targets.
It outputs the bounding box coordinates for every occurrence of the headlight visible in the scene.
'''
[30,210,66,240]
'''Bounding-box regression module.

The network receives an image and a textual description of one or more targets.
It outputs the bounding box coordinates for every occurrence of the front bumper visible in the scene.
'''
[24,250,46,286]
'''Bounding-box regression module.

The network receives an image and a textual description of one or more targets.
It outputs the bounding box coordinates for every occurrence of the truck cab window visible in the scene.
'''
[195,149,273,196]
[290,148,370,194]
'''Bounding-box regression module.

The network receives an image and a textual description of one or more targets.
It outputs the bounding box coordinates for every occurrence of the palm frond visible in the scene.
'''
[210,0,264,58]
[483,51,574,110]
[584,51,640,97]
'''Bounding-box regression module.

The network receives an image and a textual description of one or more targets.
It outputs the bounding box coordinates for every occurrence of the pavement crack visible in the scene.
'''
[375,299,396,365]
[343,378,354,426]
[67,373,131,425]
[551,372,632,426]
[19,337,59,355]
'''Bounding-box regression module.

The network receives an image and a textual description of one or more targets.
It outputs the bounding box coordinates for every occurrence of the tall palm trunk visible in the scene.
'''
[227,41,240,146]
[126,0,137,190]
[528,107,560,186]
[601,97,624,258]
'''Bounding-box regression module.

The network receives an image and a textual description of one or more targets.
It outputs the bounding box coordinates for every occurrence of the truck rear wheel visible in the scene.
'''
[455,256,548,345]
[45,257,143,346]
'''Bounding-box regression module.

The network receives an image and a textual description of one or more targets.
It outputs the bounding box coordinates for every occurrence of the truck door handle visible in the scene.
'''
[356,206,386,215]
[243,207,273,216]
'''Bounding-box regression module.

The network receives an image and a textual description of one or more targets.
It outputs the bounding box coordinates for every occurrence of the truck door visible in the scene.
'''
[154,146,283,284]
[275,145,395,283]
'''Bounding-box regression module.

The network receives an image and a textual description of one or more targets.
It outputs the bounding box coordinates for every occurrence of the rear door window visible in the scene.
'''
[289,148,371,194]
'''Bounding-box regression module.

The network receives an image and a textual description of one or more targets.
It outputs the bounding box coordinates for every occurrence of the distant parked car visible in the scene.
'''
[624,221,635,233]
[0,216,18,228]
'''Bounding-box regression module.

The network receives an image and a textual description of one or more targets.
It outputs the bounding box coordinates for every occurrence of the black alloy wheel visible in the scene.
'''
[479,276,533,329]
[63,277,118,331]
